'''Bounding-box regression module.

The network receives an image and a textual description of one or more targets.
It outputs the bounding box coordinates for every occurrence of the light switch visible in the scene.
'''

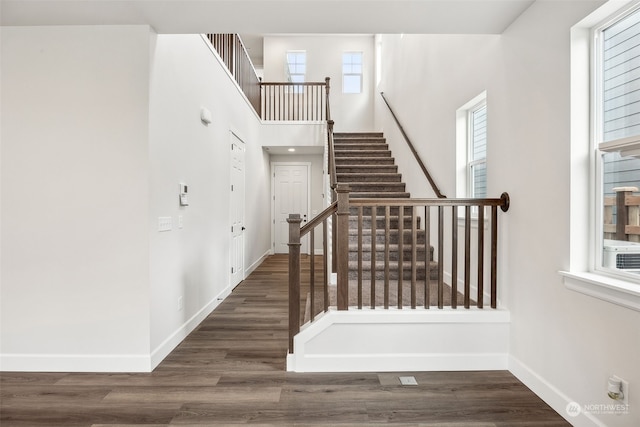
[158,217,172,232]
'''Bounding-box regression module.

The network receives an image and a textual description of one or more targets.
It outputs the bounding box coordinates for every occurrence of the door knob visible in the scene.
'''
[241,226,246,231]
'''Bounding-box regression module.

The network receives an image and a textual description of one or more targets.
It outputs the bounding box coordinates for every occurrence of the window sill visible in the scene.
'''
[559,271,640,312]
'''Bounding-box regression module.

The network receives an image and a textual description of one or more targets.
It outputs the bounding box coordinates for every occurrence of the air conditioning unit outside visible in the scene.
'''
[603,240,640,271]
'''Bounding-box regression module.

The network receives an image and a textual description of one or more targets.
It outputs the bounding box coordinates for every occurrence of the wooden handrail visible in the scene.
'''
[259,82,327,86]
[328,121,337,190]
[287,197,342,354]
[325,77,337,191]
[207,34,261,115]
[350,193,510,211]
[260,80,328,121]
[301,202,337,236]
[380,92,446,199]
[288,187,511,353]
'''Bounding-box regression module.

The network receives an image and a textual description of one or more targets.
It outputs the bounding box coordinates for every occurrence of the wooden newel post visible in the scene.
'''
[614,187,638,241]
[335,184,350,310]
[287,214,302,353]
[325,77,331,96]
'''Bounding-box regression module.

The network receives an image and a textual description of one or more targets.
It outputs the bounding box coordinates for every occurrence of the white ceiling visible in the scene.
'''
[1,0,535,34]
[263,146,325,155]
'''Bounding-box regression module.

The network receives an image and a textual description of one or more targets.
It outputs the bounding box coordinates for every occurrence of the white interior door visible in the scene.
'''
[230,134,245,287]
[273,163,310,254]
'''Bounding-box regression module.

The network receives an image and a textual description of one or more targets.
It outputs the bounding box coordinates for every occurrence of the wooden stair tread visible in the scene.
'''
[350,192,411,198]
[335,157,395,164]
[334,150,392,157]
[334,143,389,150]
[334,131,438,282]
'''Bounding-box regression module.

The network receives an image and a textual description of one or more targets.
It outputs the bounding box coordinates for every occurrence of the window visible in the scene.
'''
[342,52,363,94]
[594,5,640,278]
[286,51,306,84]
[469,103,487,198]
[455,92,487,202]
[562,1,640,312]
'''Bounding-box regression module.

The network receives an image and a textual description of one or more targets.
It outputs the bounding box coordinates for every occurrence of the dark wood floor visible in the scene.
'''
[1,255,569,426]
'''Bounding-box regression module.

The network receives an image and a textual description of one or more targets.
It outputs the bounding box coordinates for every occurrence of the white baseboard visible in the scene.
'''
[288,352,508,373]
[0,285,234,373]
[0,353,152,372]
[509,355,606,427]
[245,249,271,277]
[150,284,233,369]
[289,309,510,373]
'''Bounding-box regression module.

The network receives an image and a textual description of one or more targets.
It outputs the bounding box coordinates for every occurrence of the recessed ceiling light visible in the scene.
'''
[288,148,296,152]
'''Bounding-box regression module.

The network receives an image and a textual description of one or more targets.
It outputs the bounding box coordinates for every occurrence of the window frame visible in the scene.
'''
[592,3,640,282]
[456,93,488,198]
[560,0,640,313]
[285,50,306,92]
[468,101,488,199]
[342,51,363,94]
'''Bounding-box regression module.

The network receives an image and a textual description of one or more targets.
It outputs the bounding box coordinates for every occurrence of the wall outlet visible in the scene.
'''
[618,376,629,405]
[610,375,629,405]
[177,296,183,311]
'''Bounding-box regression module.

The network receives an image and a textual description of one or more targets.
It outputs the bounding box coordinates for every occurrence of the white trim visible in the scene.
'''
[288,308,510,372]
[150,284,233,369]
[568,1,640,311]
[342,51,364,94]
[1,282,235,372]
[559,270,640,312]
[289,352,509,373]
[455,91,487,199]
[230,131,246,287]
[246,249,271,277]
[509,355,607,427]
[0,353,152,373]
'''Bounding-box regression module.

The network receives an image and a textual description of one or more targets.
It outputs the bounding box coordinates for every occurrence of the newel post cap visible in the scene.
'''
[287,213,302,223]
[335,183,350,193]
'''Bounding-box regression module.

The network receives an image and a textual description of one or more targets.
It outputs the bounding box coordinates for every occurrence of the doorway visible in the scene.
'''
[272,163,311,254]
[230,133,245,288]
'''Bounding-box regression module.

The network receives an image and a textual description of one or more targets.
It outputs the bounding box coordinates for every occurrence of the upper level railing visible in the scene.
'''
[261,81,327,121]
[207,34,261,114]
[287,184,510,354]
[380,92,446,198]
[206,34,331,126]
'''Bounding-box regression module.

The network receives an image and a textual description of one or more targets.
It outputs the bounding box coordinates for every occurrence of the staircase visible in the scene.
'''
[333,132,438,281]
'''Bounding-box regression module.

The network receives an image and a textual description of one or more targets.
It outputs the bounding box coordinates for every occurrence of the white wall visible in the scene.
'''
[263,35,375,132]
[1,26,153,371]
[148,34,272,364]
[376,1,640,426]
[376,34,501,200]
[1,29,274,372]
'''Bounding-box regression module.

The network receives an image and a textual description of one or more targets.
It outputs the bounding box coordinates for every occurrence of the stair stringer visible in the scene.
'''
[286,308,510,372]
